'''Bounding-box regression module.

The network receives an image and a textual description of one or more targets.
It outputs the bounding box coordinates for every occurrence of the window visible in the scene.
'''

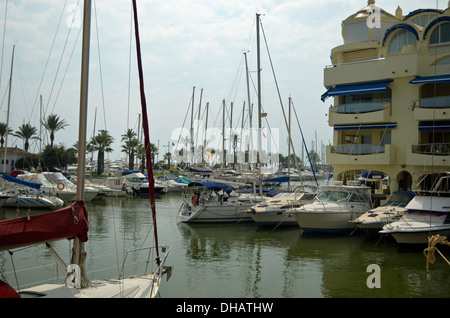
[388,29,417,54]
[430,23,450,45]
[411,13,438,27]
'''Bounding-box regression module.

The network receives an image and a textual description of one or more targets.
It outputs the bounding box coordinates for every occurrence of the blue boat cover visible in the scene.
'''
[2,173,41,190]
[188,181,232,194]
[262,176,289,183]
[237,188,279,197]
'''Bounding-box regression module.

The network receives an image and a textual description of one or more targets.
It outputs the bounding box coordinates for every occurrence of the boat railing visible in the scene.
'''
[120,245,171,279]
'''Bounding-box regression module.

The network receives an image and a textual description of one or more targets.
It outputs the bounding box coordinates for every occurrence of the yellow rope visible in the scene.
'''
[423,234,450,280]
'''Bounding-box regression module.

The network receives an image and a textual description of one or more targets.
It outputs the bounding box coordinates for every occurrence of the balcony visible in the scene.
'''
[406,143,450,166]
[413,96,450,121]
[328,102,391,125]
[326,144,395,166]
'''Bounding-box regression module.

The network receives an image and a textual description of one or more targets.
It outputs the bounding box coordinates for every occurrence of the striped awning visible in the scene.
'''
[333,122,397,131]
[321,80,392,102]
[419,121,450,131]
[409,74,450,84]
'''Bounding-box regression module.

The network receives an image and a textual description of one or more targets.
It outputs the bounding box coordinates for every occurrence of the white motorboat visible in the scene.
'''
[292,182,373,232]
[41,172,99,202]
[379,194,450,244]
[249,187,317,226]
[157,175,189,193]
[92,172,166,195]
[177,181,264,223]
[350,191,415,231]
[17,173,76,203]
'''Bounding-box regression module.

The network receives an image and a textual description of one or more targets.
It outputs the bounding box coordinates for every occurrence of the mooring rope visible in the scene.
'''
[423,234,450,280]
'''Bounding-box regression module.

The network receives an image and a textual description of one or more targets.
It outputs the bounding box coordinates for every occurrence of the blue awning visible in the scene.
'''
[188,181,233,194]
[334,122,397,131]
[321,80,392,102]
[409,74,450,84]
[419,121,450,131]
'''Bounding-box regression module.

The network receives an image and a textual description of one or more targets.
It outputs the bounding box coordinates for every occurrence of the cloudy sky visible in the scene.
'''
[0,0,445,165]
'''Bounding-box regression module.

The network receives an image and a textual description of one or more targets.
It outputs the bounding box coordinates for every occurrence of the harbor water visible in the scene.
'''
[1,190,449,298]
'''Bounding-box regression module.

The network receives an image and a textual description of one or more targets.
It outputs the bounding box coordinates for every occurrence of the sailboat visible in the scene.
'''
[0,0,171,298]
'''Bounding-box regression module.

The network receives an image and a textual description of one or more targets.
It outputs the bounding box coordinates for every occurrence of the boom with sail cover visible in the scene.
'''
[0,200,89,251]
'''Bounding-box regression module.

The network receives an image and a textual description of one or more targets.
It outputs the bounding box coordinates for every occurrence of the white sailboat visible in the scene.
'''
[0,0,171,298]
[177,181,261,223]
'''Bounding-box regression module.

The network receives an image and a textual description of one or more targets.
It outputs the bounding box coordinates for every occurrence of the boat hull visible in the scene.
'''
[178,202,253,223]
[249,211,298,226]
[382,227,450,244]
[294,210,363,232]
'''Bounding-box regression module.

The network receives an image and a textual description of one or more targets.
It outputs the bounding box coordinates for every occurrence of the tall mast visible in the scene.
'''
[256,13,262,194]
[72,0,92,288]
[2,44,14,175]
[190,86,195,167]
[244,51,254,167]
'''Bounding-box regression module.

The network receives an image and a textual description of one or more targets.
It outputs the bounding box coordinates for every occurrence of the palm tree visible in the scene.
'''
[121,128,139,170]
[0,122,12,148]
[13,122,40,152]
[41,114,69,147]
[88,130,114,175]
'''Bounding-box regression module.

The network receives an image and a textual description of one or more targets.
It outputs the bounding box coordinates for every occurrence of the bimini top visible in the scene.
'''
[188,181,233,194]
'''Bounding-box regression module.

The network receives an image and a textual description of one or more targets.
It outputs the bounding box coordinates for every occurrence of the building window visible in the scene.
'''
[388,29,417,54]
[410,13,439,27]
[430,23,450,45]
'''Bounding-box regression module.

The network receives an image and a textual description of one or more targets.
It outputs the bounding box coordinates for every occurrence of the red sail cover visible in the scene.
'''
[0,200,89,251]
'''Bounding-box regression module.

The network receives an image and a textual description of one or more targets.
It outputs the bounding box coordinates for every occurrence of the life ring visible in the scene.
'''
[191,195,198,206]
[57,182,65,191]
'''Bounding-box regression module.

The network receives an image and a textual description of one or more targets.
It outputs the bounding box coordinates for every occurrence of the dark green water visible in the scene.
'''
[1,193,449,298]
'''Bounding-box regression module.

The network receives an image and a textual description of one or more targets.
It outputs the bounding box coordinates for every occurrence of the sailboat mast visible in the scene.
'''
[71,0,91,289]
[256,13,262,195]
[132,0,160,263]
[2,44,14,175]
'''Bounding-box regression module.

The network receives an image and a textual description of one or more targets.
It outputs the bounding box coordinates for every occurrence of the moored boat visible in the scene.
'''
[350,191,415,232]
[292,182,372,232]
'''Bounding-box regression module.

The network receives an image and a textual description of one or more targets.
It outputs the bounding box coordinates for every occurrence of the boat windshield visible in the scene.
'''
[317,190,350,202]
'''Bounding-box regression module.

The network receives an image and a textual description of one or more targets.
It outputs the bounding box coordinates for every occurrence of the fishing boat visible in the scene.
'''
[0,0,171,298]
[379,176,450,244]
[249,187,316,226]
[350,191,415,232]
[292,182,373,232]
[177,181,263,223]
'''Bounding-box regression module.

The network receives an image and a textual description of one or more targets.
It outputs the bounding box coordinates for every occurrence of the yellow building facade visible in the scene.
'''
[323,1,450,193]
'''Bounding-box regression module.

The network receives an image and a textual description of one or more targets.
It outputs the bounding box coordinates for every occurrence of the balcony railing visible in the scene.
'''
[411,143,450,156]
[333,102,385,114]
[414,96,450,108]
[331,144,385,155]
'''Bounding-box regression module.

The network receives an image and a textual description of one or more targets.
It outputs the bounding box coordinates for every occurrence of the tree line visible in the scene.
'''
[0,114,161,175]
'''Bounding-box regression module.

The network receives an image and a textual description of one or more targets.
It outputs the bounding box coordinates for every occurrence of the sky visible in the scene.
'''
[0,0,446,167]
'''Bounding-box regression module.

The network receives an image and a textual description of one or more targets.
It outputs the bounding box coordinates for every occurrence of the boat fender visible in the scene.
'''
[57,182,65,191]
[191,195,198,206]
